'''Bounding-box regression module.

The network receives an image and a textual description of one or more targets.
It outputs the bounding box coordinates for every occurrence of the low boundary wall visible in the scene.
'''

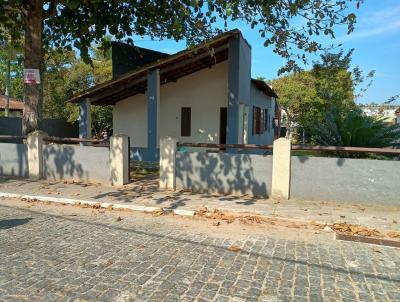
[160,137,400,205]
[43,144,110,183]
[0,132,129,186]
[291,156,400,205]
[0,143,28,177]
[176,152,272,197]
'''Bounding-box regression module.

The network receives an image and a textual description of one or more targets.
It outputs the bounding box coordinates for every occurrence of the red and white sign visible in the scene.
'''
[24,69,41,84]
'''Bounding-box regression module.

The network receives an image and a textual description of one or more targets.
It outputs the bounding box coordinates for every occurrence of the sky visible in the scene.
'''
[130,1,400,105]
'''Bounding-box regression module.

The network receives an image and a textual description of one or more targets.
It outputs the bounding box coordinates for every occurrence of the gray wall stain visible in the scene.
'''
[291,156,400,205]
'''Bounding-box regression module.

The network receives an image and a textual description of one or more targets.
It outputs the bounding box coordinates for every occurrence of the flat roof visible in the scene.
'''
[69,29,242,105]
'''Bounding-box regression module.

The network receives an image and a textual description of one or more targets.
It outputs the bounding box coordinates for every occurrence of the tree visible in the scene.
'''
[270,71,324,139]
[0,0,361,134]
[312,49,374,112]
[0,36,24,108]
[271,49,374,142]
[315,109,400,156]
[43,47,113,136]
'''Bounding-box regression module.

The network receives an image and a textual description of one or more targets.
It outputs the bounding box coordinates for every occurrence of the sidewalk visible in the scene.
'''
[0,176,398,231]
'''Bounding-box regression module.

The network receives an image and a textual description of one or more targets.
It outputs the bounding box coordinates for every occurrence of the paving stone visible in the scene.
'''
[0,204,399,302]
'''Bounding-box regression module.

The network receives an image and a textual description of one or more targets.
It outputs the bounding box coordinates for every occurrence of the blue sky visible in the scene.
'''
[131,1,400,104]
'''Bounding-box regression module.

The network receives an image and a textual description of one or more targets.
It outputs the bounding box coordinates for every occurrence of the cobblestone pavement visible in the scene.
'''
[0,201,399,302]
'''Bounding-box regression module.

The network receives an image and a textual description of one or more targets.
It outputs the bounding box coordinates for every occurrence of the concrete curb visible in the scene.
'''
[0,191,331,224]
[0,192,196,217]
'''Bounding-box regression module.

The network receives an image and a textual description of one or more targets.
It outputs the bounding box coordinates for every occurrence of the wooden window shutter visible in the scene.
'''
[181,107,191,136]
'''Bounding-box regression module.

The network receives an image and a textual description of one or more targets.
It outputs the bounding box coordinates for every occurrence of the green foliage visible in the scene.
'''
[0,40,24,99]
[272,71,324,129]
[1,0,361,73]
[43,47,113,136]
[315,109,400,156]
[271,49,374,141]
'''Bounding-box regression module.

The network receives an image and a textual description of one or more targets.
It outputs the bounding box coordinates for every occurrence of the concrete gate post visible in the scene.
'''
[27,131,47,180]
[159,137,177,190]
[271,138,292,199]
[110,134,129,186]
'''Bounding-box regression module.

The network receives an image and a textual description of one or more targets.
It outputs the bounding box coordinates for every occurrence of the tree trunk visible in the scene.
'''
[23,0,43,135]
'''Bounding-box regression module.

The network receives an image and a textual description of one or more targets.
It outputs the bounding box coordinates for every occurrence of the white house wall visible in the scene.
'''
[113,94,148,147]
[113,61,228,148]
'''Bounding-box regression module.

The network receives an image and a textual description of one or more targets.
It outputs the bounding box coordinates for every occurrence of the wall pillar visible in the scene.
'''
[110,134,129,186]
[27,131,46,179]
[159,137,177,190]
[271,138,292,199]
[227,34,251,146]
[147,69,160,160]
[79,98,91,145]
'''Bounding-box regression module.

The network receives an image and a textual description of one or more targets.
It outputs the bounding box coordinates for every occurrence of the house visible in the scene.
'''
[0,95,24,117]
[360,103,400,125]
[69,30,278,161]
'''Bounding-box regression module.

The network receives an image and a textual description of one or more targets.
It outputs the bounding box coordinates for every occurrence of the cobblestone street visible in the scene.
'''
[0,200,399,302]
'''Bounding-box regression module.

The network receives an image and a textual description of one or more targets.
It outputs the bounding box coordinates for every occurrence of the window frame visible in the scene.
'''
[181,107,191,137]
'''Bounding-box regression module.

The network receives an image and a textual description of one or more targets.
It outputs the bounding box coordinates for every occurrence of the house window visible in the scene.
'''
[181,107,191,137]
[264,109,269,132]
[253,106,263,135]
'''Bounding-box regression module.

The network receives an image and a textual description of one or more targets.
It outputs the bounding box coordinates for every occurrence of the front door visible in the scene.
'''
[220,107,227,146]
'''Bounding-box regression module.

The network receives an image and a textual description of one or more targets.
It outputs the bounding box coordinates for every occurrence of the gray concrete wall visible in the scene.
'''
[43,144,110,183]
[176,151,272,197]
[0,117,78,138]
[291,156,400,205]
[0,143,28,177]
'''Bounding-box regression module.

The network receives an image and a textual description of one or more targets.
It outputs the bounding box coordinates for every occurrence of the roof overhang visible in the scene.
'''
[69,30,241,105]
[251,79,278,98]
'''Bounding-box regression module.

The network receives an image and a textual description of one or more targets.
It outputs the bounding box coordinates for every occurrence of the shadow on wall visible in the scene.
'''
[175,151,271,198]
[43,144,85,181]
[0,143,29,178]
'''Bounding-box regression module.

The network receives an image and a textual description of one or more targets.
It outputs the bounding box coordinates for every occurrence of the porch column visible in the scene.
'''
[79,98,91,145]
[227,34,251,146]
[147,69,160,160]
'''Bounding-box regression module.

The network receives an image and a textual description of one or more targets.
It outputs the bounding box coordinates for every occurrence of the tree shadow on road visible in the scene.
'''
[0,218,32,230]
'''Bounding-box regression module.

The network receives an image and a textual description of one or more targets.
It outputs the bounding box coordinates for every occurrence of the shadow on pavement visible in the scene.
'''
[0,218,32,230]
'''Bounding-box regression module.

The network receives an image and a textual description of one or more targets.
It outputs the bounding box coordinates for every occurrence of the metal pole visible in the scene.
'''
[5,38,11,117]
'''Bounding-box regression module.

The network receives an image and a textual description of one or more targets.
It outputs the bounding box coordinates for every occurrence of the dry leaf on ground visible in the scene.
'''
[387,231,400,238]
[152,210,165,217]
[228,245,241,252]
[332,223,381,237]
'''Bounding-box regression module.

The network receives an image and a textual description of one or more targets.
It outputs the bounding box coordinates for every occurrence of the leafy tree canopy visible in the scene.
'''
[1,0,362,71]
[271,49,374,140]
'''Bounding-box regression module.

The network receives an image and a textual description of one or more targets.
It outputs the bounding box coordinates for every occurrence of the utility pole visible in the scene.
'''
[5,37,11,117]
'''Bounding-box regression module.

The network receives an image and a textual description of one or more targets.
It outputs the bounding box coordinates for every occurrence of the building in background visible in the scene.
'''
[0,95,23,117]
[69,30,279,161]
[360,103,400,125]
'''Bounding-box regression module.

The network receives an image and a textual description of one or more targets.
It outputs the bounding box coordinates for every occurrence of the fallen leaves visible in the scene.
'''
[387,231,400,238]
[332,223,381,237]
[228,245,241,252]
[152,209,166,217]
[195,208,267,225]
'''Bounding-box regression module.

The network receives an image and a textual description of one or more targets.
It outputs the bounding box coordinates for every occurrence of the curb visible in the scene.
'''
[0,192,195,217]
